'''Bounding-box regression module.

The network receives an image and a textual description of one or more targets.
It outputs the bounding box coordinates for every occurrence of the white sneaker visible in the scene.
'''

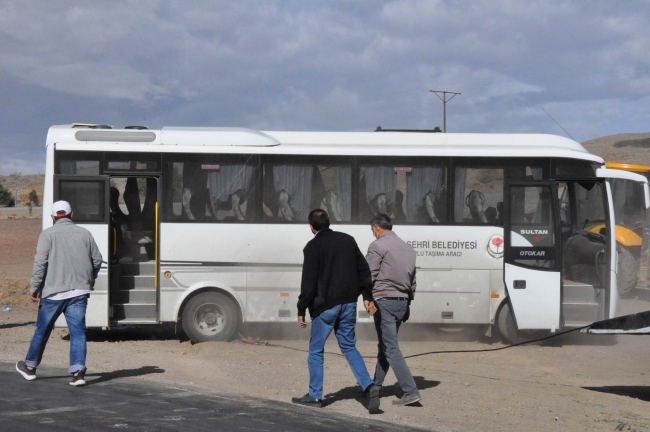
[16,361,36,381]
[70,372,86,386]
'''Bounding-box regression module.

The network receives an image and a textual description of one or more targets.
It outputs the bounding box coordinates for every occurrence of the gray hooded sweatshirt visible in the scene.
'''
[30,218,103,298]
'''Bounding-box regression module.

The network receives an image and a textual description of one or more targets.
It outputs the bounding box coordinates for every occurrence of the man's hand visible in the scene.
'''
[28,292,39,303]
[298,316,308,328]
[403,305,410,323]
[364,300,377,316]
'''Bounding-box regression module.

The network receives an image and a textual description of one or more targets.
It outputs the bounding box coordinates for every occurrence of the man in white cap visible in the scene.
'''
[16,200,103,386]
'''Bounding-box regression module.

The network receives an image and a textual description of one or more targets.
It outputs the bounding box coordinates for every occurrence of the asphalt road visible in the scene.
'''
[0,363,428,432]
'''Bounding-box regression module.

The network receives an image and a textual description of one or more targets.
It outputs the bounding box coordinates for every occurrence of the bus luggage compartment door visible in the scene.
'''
[504,181,562,331]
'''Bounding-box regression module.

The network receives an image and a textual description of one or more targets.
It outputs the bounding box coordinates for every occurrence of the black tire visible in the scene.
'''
[181,291,240,343]
[617,247,638,295]
[496,301,543,345]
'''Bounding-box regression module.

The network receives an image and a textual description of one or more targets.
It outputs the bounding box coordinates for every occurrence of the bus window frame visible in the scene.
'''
[449,157,552,227]
[161,153,261,224]
[353,155,452,225]
[53,175,110,225]
[503,180,562,272]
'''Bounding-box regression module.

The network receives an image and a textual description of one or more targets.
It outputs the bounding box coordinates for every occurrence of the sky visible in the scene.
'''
[1,0,649,174]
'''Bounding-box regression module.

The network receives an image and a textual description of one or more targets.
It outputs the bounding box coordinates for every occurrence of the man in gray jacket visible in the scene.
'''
[16,201,102,386]
[364,213,421,406]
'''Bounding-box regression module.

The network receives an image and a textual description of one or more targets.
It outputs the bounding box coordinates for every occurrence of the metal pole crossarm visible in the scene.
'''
[430,89,461,133]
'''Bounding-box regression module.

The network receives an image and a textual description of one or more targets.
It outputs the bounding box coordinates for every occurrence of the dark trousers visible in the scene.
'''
[373,298,418,396]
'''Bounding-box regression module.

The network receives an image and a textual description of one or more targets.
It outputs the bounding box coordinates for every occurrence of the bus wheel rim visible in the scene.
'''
[194,303,226,336]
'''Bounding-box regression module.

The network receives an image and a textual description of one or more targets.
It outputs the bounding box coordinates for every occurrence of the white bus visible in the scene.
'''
[42,124,649,343]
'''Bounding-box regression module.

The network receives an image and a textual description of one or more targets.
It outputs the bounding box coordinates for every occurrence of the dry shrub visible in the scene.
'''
[0,276,31,306]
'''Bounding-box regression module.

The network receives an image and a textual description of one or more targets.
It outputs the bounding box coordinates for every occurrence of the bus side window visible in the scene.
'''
[453,165,544,225]
[358,161,447,224]
[55,151,101,175]
[262,158,352,223]
[316,165,352,222]
[165,155,257,223]
[405,166,447,224]
[454,167,504,224]
[358,165,397,222]
[58,179,106,223]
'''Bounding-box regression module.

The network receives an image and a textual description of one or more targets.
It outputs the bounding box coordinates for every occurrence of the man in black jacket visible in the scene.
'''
[292,209,380,414]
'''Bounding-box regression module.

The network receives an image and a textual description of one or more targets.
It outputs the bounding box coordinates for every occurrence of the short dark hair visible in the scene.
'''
[370,213,392,230]
[308,209,330,231]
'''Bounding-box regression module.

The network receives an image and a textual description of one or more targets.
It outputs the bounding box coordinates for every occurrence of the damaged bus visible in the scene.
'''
[41,124,646,344]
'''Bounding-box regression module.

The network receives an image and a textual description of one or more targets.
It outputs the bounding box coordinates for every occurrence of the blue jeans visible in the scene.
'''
[308,302,373,400]
[25,294,88,374]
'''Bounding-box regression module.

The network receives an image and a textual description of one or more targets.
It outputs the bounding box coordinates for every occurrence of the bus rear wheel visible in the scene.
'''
[496,302,542,345]
[182,292,240,343]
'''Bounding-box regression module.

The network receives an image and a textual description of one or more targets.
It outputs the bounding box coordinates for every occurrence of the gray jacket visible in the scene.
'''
[366,230,417,299]
[30,218,103,298]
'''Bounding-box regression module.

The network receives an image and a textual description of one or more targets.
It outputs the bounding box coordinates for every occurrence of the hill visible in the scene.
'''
[582,132,650,167]
[0,174,45,207]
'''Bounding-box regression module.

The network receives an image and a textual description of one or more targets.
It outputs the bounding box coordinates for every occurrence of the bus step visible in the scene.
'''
[119,275,155,289]
[119,261,155,276]
[115,289,157,304]
[562,302,604,325]
[562,282,604,303]
[564,320,595,327]
[112,303,157,321]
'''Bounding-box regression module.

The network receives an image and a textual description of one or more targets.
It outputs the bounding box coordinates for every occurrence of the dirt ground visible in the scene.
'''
[1,219,650,432]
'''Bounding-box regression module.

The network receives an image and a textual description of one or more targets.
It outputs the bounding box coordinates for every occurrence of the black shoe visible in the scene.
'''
[16,361,36,381]
[70,371,86,386]
[365,384,380,414]
[291,393,322,407]
[392,392,422,406]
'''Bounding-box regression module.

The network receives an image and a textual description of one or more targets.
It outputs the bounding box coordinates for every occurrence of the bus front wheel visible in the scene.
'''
[181,291,240,343]
[497,302,534,345]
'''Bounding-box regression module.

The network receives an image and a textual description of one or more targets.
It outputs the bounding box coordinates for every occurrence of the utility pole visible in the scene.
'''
[14,181,19,207]
[430,88,461,132]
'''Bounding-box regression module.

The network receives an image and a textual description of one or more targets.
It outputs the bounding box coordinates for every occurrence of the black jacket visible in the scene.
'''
[297,229,373,319]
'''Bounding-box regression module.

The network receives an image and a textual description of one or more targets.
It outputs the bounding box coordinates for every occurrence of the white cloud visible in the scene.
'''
[0,0,649,173]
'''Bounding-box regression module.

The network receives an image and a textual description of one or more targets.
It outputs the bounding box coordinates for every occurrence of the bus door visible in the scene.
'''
[557,178,612,326]
[504,181,562,331]
[108,176,159,324]
[54,175,110,328]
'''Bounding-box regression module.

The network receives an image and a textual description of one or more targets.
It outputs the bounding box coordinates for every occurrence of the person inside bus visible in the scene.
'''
[181,165,210,221]
[359,166,396,221]
[393,190,407,224]
[466,190,488,223]
[140,178,157,233]
[109,187,128,262]
[123,177,142,232]
[263,164,315,222]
